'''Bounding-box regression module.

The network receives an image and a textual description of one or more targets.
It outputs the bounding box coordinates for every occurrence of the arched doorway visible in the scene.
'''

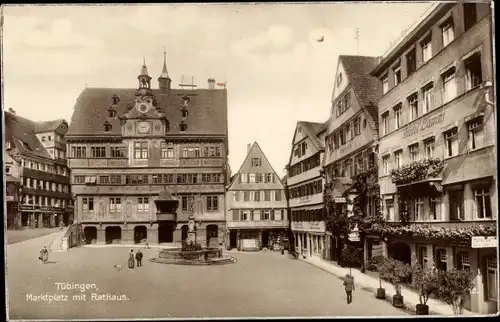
[206,225,218,248]
[84,226,97,244]
[181,225,188,241]
[134,226,147,244]
[105,226,122,244]
[158,223,174,243]
[391,241,412,265]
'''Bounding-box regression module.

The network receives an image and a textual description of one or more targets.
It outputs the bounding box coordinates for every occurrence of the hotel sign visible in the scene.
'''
[472,236,497,248]
[298,196,311,204]
[403,112,445,139]
[291,221,326,233]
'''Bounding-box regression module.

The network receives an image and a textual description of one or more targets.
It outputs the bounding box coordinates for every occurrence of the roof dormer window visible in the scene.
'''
[112,94,120,105]
[182,109,189,118]
[103,122,112,132]
[179,121,187,132]
[108,109,117,118]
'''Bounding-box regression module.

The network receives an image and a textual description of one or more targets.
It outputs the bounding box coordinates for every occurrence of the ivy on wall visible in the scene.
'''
[390,158,444,186]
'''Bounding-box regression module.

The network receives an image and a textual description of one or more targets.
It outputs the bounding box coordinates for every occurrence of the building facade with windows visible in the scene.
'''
[66,55,228,247]
[225,142,288,251]
[323,55,382,262]
[4,149,22,229]
[4,109,73,229]
[287,121,328,259]
[371,3,496,314]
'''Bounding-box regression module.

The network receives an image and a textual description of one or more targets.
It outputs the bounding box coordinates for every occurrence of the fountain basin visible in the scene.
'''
[149,248,236,266]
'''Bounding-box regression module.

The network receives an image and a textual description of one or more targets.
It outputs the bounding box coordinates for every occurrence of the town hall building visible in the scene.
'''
[66,53,229,247]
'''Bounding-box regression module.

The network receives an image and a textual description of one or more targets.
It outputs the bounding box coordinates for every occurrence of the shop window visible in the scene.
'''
[442,18,455,47]
[444,127,458,157]
[457,252,470,271]
[474,186,492,219]
[486,257,498,300]
[463,3,477,32]
[468,117,484,150]
[442,67,457,103]
[464,51,482,91]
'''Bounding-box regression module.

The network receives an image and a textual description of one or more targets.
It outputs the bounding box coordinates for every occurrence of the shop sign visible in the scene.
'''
[5,196,14,202]
[402,112,445,139]
[335,197,346,203]
[472,236,497,248]
[20,205,35,211]
[298,196,311,204]
[348,224,360,242]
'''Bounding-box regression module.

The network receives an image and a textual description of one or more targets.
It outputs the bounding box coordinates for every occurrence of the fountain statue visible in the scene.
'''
[150,188,235,266]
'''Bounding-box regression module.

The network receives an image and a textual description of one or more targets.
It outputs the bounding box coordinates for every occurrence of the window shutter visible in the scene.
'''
[234,191,240,201]
[233,209,239,221]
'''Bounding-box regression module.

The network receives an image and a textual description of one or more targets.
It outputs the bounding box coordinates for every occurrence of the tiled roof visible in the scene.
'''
[67,87,228,136]
[34,119,66,133]
[228,142,285,190]
[4,111,52,160]
[317,120,329,135]
[339,55,381,124]
[298,121,325,149]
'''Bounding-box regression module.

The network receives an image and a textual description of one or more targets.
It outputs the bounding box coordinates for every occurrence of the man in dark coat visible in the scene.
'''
[136,250,143,267]
[343,274,355,304]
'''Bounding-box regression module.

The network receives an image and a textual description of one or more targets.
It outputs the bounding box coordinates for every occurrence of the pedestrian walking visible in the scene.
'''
[343,273,355,304]
[136,249,143,267]
[39,246,49,264]
[128,249,135,269]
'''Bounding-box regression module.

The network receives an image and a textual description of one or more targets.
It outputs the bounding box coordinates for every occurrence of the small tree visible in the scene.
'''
[411,255,438,306]
[378,258,412,296]
[436,269,474,315]
[341,245,362,275]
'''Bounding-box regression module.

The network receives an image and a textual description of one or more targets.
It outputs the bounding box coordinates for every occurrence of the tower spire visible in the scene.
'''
[160,48,170,79]
[158,47,171,92]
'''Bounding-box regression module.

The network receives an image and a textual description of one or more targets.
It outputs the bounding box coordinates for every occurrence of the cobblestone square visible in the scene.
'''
[7,234,408,320]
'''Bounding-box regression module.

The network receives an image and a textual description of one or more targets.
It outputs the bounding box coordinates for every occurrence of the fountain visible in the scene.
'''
[149,187,236,266]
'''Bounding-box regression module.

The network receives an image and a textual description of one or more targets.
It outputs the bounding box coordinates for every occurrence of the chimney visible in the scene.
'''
[208,78,216,90]
[247,143,251,153]
[8,107,15,114]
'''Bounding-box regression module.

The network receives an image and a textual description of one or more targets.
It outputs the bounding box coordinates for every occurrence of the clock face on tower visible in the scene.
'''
[137,121,151,134]
[137,103,149,114]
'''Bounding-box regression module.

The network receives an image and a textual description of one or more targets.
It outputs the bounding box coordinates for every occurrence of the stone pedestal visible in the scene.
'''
[187,231,197,244]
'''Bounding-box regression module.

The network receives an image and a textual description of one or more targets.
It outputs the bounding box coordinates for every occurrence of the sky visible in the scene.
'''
[2,3,433,177]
